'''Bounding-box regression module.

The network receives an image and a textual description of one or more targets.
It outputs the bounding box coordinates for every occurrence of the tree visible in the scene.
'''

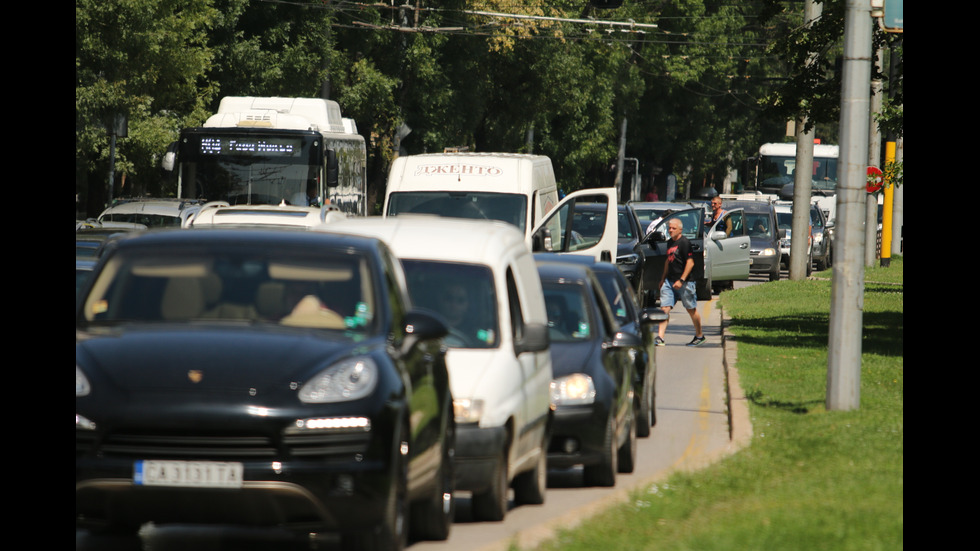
[76,0,217,215]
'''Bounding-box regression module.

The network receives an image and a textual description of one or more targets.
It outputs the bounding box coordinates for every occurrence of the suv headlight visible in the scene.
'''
[616,253,639,266]
[551,374,596,407]
[299,357,378,403]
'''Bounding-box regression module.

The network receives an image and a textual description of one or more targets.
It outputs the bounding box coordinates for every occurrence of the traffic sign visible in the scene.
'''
[866,166,884,193]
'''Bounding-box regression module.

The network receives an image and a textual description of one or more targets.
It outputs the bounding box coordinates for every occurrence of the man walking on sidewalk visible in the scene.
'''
[656,218,705,347]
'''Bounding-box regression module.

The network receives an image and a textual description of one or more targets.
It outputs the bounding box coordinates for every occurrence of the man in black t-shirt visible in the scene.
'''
[656,218,705,347]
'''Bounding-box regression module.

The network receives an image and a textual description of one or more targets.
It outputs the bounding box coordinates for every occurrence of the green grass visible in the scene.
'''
[526,257,903,551]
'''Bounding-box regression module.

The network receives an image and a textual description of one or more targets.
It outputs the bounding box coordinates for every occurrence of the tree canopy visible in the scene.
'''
[76,0,903,217]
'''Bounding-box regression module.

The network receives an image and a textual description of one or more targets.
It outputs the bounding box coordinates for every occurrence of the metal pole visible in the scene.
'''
[880,141,895,267]
[866,43,883,267]
[614,116,627,199]
[890,136,903,256]
[827,0,873,411]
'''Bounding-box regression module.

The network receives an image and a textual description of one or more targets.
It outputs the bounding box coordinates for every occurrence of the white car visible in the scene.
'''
[96,198,204,228]
[320,216,553,521]
[183,202,347,228]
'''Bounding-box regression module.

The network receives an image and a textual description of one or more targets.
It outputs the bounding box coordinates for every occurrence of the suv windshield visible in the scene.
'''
[81,248,377,332]
[401,260,499,349]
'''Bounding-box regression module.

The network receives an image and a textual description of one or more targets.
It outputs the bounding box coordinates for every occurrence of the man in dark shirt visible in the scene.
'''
[656,218,705,347]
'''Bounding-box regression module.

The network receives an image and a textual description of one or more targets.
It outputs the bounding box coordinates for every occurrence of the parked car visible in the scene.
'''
[76,228,455,548]
[537,255,668,437]
[723,200,784,281]
[321,216,553,522]
[536,261,642,487]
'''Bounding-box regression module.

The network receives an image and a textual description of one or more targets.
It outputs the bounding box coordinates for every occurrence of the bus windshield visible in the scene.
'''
[759,155,838,193]
[177,130,322,206]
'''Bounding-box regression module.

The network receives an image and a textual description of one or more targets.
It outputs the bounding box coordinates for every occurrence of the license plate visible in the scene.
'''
[134,460,244,488]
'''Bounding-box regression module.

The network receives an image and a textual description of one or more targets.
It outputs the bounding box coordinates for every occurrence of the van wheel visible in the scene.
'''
[512,434,547,505]
[472,448,508,521]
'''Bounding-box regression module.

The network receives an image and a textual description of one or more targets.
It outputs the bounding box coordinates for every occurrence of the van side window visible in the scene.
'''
[506,267,525,342]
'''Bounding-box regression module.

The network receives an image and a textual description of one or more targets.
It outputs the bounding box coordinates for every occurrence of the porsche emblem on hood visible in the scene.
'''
[187,370,204,383]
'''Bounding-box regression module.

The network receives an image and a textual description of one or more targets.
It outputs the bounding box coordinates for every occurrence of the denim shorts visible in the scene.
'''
[660,279,697,310]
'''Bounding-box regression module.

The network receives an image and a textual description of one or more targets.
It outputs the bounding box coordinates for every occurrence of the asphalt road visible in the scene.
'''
[77,280,758,551]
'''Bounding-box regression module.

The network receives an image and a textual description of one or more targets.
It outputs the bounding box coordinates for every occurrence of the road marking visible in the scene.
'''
[673,367,714,470]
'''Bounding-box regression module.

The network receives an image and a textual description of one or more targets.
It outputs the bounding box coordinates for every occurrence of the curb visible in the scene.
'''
[720,303,753,449]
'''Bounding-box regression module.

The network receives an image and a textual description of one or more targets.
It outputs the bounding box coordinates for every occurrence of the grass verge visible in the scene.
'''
[526,257,903,551]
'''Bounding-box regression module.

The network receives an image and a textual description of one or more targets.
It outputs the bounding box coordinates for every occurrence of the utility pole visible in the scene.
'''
[614,116,627,200]
[827,0,873,411]
[866,40,883,267]
[790,0,822,280]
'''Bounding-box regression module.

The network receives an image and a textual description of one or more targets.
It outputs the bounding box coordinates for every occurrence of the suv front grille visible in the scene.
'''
[76,429,371,460]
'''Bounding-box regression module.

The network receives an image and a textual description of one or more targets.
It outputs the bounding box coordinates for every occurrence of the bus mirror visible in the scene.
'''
[326,149,339,188]
[161,142,178,172]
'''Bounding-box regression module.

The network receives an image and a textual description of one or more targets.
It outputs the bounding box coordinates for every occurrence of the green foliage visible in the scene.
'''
[76,0,217,187]
[76,0,902,213]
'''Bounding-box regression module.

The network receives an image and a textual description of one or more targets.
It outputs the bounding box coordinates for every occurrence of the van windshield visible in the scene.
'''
[387,192,528,233]
[401,259,499,349]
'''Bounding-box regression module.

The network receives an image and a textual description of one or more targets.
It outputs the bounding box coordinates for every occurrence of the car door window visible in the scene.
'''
[717,210,745,238]
[539,194,611,252]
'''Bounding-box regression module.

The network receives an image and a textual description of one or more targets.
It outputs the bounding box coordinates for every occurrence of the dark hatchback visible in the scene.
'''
[587,261,668,437]
[76,229,456,549]
[536,261,642,487]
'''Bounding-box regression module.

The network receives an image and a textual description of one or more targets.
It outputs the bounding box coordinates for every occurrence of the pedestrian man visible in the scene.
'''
[706,196,732,236]
[656,217,705,347]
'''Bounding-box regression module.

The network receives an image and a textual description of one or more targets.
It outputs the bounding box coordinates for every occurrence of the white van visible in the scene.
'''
[320,216,553,522]
[383,152,560,241]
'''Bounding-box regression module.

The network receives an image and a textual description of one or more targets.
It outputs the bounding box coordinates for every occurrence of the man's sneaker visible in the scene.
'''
[655,336,666,347]
[687,336,706,347]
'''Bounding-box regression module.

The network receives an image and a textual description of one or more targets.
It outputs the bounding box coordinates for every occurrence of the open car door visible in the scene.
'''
[705,208,751,284]
[530,188,619,263]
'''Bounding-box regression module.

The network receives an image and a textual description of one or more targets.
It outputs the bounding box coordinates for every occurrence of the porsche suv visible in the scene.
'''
[76,228,455,549]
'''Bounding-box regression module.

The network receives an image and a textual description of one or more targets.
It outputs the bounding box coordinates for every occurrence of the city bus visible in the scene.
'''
[746,142,839,196]
[166,97,367,216]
